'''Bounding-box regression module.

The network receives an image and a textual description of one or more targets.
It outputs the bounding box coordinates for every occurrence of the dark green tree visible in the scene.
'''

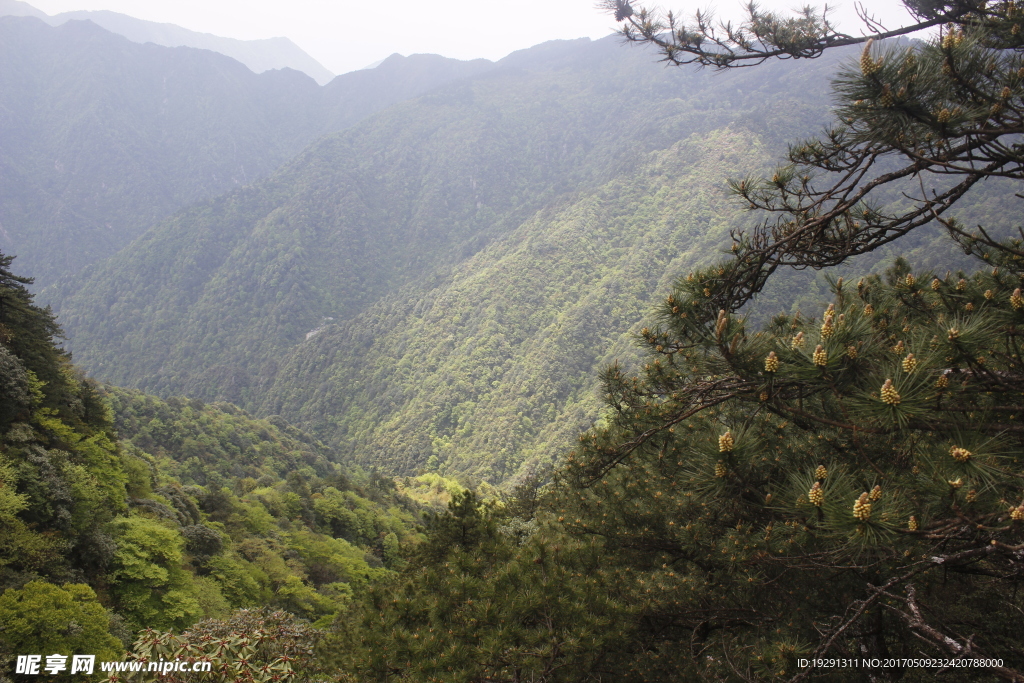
[0,252,68,415]
[560,263,1024,680]
[537,2,1024,680]
[327,491,633,682]
[605,0,1024,310]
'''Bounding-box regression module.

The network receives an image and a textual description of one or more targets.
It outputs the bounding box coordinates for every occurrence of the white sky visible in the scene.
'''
[27,0,919,76]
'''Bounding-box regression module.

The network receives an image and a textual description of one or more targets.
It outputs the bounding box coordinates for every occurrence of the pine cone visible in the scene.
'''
[718,431,735,453]
[860,39,879,75]
[820,318,834,339]
[813,345,827,367]
[950,446,972,462]
[853,493,872,521]
[808,482,824,507]
[880,379,901,405]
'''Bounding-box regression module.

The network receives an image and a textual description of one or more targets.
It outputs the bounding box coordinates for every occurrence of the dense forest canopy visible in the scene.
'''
[50,33,1010,485]
[3,0,1024,680]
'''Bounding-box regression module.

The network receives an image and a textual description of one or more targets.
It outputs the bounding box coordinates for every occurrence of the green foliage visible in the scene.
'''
[550,262,1024,678]
[106,516,201,632]
[0,580,123,665]
[100,387,427,625]
[328,493,631,683]
[52,37,868,484]
[0,250,429,653]
[326,263,1024,681]
[0,252,130,587]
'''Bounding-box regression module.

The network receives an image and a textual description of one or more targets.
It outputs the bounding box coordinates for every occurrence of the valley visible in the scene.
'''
[2,1,1022,680]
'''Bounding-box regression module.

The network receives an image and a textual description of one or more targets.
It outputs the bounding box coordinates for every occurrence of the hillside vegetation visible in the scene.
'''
[3,0,1024,677]
[0,254,434,670]
[50,36,998,483]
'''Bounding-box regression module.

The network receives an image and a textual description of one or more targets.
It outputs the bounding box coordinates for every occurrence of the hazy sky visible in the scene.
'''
[28,0,918,75]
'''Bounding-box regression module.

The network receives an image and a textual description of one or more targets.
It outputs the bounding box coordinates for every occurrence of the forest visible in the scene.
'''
[2,0,1024,680]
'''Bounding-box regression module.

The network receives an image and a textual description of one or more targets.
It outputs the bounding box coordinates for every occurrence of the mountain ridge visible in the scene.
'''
[48,36,850,482]
[0,14,497,288]
[0,0,334,83]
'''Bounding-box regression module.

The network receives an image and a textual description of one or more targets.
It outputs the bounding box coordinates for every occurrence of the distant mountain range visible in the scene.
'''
[8,12,983,484]
[0,14,492,287]
[0,0,334,83]
[48,36,865,482]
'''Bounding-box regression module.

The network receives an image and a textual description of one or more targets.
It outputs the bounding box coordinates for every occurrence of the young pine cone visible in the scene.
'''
[853,493,872,521]
[718,431,735,453]
[950,446,972,462]
[813,345,828,367]
[808,482,824,507]
[880,379,901,405]
[902,353,917,373]
[1011,288,1024,311]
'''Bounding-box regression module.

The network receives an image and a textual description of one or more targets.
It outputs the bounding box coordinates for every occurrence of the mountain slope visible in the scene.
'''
[49,36,848,482]
[261,129,771,481]
[0,15,494,288]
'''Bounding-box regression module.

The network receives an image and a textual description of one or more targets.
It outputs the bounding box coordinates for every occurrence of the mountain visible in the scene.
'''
[0,0,333,84]
[0,15,493,288]
[0,244,426,629]
[48,36,859,481]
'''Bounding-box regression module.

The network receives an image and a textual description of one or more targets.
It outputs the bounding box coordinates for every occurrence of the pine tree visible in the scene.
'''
[604,0,1024,311]
[328,491,632,682]
[561,262,1024,679]
[548,2,1024,679]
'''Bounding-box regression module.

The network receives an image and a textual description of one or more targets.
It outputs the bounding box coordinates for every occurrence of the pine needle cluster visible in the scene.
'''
[559,259,1024,677]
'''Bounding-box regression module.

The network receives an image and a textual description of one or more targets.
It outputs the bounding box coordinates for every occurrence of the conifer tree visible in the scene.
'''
[328,491,631,682]
[546,1,1024,679]
[603,0,1024,310]
[560,262,1024,679]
